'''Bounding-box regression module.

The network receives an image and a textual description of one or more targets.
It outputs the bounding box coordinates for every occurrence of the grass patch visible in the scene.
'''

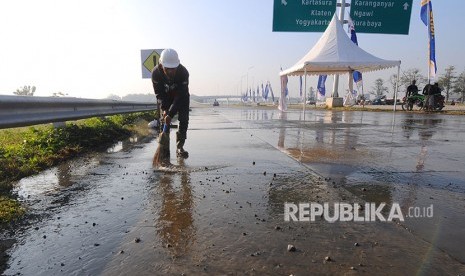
[0,196,25,224]
[0,111,156,195]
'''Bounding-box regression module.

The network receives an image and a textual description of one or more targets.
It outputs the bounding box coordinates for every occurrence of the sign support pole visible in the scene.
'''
[393,65,401,111]
[326,0,348,108]
[332,0,346,98]
[304,68,307,114]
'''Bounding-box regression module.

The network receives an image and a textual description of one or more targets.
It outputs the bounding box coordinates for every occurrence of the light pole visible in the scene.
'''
[246,66,254,93]
[240,74,247,96]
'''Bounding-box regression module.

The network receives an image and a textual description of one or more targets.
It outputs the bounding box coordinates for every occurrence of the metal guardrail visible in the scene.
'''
[0,95,156,129]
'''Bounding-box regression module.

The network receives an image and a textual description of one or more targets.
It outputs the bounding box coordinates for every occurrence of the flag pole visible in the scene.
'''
[316,76,319,104]
[332,0,346,98]
[394,65,400,112]
[304,69,307,115]
[427,1,431,84]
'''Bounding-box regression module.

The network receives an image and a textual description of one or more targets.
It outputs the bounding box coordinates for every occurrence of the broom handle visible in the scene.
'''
[163,123,170,133]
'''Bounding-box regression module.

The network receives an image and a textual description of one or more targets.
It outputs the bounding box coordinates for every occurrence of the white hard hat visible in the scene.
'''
[160,48,180,68]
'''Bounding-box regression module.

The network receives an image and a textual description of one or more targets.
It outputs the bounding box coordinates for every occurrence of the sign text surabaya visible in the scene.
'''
[354,20,382,29]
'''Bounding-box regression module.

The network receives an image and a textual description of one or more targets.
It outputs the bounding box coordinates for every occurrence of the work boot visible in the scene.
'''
[176,132,189,158]
[176,140,189,158]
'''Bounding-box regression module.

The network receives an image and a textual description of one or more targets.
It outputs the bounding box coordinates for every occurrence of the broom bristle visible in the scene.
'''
[153,130,170,167]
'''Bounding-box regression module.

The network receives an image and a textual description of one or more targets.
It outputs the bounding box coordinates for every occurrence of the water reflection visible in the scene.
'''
[401,116,443,171]
[106,133,155,154]
[56,162,73,187]
[401,116,443,141]
[241,109,276,121]
[14,159,90,198]
[155,159,196,257]
[277,112,287,149]
[398,116,444,213]
[106,141,123,153]
[285,111,360,166]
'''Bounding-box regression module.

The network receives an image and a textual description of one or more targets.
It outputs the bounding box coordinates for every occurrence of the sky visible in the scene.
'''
[1,0,464,99]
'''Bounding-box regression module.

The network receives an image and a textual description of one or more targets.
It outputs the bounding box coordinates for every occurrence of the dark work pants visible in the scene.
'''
[177,96,189,140]
[163,94,189,140]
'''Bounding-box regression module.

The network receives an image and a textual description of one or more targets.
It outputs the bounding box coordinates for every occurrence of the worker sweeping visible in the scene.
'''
[152,48,190,161]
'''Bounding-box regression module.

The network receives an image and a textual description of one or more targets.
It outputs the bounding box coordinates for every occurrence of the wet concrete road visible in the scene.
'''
[3,107,465,275]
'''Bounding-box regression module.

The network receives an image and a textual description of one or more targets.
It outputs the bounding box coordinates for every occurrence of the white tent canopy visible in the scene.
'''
[280,14,401,77]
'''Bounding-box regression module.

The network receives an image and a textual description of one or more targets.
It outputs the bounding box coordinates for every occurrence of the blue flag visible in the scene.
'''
[264,83,269,100]
[299,76,303,98]
[317,75,327,96]
[269,82,275,102]
[348,17,363,89]
[420,0,429,25]
[420,0,437,79]
[353,71,363,84]
[280,67,289,97]
[242,92,248,102]
[350,27,358,46]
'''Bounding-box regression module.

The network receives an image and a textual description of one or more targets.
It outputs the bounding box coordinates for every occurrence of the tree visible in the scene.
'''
[438,65,457,102]
[400,68,426,90]
[13,85,36,96]
[453,70,465,103]
[371,78,388,97]
[388,74,399,96]
[106,94,122,101]
[52,91,68,97]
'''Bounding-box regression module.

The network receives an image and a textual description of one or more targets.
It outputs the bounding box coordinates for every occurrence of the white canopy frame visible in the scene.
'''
[281,14,401,111]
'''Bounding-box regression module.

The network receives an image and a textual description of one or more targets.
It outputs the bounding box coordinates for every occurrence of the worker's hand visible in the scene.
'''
[164,114,171,125]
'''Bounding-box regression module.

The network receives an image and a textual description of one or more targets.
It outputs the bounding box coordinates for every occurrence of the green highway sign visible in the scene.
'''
[273,0,337,32]
[349,0,413,34]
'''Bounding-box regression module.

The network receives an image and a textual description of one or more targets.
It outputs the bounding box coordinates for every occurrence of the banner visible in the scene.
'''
[264,83,269,101]
[269,81,275,102]
[317,75,327,97]
[242,93,248,102]
[348,17,363,92]
[420,0,437,80]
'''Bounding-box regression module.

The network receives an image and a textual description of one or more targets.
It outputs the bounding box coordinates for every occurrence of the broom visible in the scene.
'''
[153,123,171,167]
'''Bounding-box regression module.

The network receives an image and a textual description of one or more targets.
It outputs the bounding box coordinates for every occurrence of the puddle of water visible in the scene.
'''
[106,141,123,153]
[13,157,100,200]
[226,108,465,267]
[4,108,465,276]
[14,167,62,198]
